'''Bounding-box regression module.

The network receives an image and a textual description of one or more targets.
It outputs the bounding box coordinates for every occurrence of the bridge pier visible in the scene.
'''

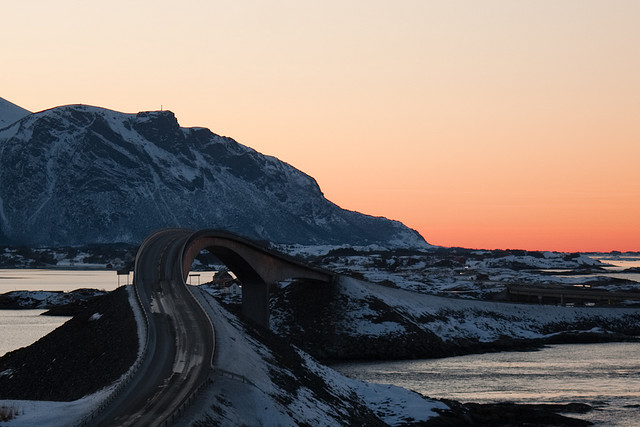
[179,229,334,330]
[241,281,270,328]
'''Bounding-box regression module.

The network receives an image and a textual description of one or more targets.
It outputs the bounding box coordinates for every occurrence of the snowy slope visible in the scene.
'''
[270,275,640,360]
[0,98,30,128]
[178,286,448,425]
[334,276,640,342]
[0,104,428,248]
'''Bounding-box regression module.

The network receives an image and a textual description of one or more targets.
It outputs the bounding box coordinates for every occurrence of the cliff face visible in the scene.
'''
[0,104,428,247]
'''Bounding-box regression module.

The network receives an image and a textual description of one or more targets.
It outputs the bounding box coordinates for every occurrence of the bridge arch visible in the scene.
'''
[179,229,333,327]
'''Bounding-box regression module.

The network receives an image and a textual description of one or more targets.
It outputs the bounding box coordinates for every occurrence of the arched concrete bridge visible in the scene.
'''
[180,229,335,327]
[91,228,334,425]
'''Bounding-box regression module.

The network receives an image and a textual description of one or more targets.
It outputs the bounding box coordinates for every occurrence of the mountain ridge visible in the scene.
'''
[0,103,429,248]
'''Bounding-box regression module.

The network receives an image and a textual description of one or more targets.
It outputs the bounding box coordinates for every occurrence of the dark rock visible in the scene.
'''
[0,287,137,401]
[425,400,592,426]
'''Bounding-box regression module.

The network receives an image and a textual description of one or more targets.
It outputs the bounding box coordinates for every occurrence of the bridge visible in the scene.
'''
[507,284,640,306]
[181,229,334,327]
[90,228,334,426]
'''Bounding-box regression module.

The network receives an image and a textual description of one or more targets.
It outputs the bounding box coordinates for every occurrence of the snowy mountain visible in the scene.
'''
[0,97,31,128]
[0,104,429,247]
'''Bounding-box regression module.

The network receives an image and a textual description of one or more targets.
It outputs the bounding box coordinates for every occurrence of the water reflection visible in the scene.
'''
[333,343,640,425]
[0,310,70,357]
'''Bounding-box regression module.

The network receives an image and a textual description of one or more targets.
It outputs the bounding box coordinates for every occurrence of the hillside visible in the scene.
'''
[0,103,427,248]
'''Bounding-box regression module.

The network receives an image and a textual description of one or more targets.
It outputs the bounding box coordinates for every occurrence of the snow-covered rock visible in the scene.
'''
[0,104,428,248]
[269,275,640,360]
[0,289,106,310]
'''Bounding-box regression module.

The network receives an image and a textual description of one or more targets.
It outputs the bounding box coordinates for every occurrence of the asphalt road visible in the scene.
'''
[93,229,215,426]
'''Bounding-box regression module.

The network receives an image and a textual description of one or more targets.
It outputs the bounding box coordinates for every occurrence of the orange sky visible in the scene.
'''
[2,1,639,252]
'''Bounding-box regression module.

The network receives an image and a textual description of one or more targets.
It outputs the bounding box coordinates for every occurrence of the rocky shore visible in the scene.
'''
[0,288,107,315]
[427,401,593,426]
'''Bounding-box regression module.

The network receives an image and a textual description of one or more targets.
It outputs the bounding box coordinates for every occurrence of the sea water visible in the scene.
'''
[333,342,640,426]
[0,269,123,294]
[0,310,71,357]
[0,269,121,358]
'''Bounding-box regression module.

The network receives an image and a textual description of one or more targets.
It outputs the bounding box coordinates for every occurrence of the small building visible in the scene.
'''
[211,270,235,288]
[224,282,241,295]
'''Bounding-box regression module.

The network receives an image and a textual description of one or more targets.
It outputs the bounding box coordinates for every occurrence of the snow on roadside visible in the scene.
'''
[0,387,113,427]
[298,350,447,424]
[180,286,449,425]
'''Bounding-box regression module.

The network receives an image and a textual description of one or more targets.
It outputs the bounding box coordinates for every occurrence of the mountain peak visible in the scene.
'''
[0,104,429,249]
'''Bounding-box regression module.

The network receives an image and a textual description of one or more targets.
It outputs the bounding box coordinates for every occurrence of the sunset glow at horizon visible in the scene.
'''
[2,1,638,252]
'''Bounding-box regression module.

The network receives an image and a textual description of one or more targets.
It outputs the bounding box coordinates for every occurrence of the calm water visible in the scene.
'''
[0,310,71,357]
[597,256,640,283]
[0,269,122,358]
[334,342,640,426]
[0,269,125,294]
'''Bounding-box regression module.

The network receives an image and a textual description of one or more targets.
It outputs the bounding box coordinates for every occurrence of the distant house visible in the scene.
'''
[211,270,235,288]
[211,269,242,295]
[224,282,241,295]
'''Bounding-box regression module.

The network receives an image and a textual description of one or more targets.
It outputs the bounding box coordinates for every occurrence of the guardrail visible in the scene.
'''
[213,368,254,386]
[160,375,213,427]
[74,284,150,426]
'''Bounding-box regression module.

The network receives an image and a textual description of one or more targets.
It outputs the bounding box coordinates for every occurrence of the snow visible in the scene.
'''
[333,276,640,343]
[294,246,639,302]
[177,286,449,425]
[298,351,448,424]
[0,387,113,427]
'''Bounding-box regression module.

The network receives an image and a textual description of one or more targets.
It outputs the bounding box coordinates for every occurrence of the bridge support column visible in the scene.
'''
[242,281,270,328]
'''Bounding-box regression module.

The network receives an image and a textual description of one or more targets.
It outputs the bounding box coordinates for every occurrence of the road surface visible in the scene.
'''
[93,229,215,426]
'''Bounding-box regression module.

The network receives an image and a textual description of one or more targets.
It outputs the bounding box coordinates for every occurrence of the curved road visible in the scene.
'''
[93,229,215,426]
